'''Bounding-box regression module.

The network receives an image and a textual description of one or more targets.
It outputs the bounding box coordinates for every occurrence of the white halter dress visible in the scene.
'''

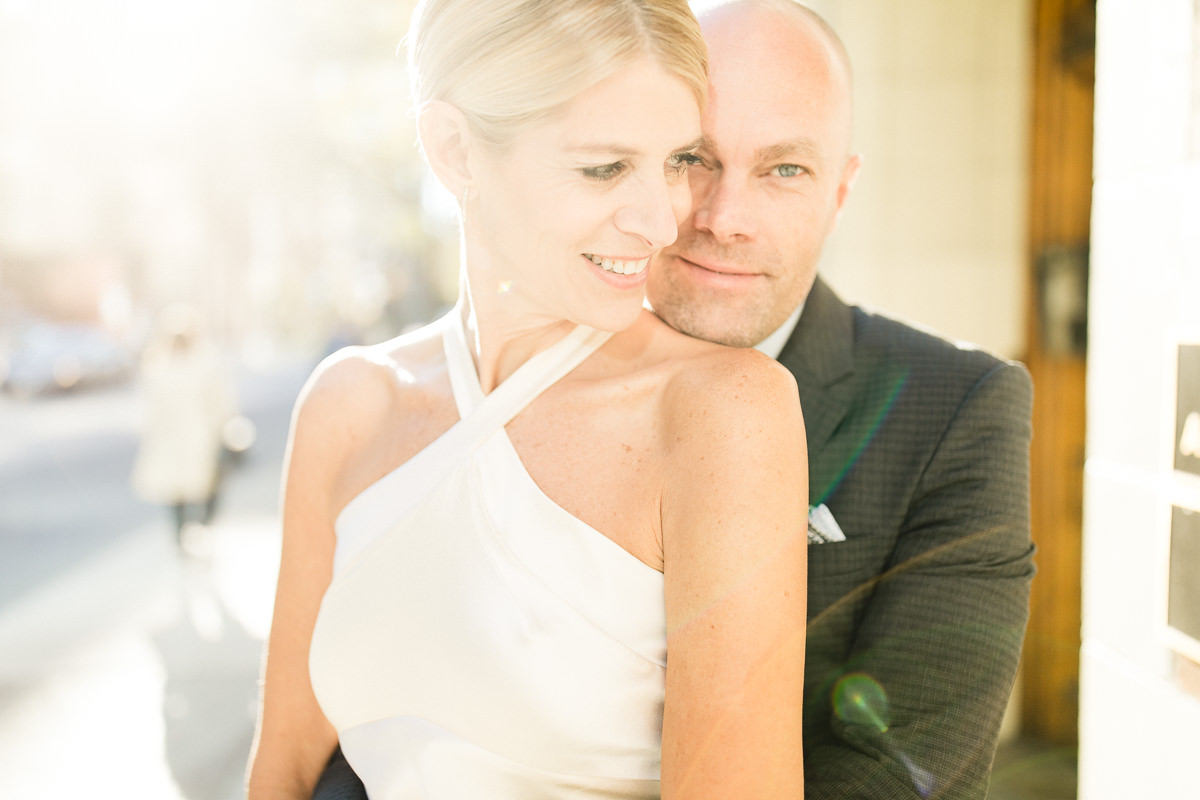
[309,312,668,799]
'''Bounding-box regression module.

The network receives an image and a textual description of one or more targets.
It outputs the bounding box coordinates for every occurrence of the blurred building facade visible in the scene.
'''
[0,0,451,384]
[809,0,1032,362]
[1080,0,1200,797]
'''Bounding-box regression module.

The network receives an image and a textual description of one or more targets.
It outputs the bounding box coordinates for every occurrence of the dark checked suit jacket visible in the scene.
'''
[789,277,1034,800]
[311,276,1035,800]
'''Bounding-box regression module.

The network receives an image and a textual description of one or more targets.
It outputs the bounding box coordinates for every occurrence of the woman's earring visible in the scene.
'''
[460,185,470,214]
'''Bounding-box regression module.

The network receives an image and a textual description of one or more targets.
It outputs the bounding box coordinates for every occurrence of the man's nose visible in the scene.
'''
[691,171,754,242]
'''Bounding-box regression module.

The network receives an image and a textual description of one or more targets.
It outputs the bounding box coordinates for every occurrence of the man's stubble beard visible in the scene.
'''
[647,264,778,349]
[648,243,816,349]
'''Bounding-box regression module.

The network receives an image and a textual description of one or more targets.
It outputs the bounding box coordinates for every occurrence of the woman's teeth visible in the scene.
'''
[585,254,649,276]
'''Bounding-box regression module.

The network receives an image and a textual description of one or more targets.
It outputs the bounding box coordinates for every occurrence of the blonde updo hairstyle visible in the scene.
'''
[407,0,707,150]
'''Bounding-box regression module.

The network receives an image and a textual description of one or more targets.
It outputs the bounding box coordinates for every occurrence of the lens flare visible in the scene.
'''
[831,672,937,798]
[812,367,908,505]
[833,672,890,732]
[898,753,936,798]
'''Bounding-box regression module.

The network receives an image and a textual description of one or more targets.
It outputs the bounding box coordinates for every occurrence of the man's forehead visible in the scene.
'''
[699,1,852,91]
[699,2,854,158]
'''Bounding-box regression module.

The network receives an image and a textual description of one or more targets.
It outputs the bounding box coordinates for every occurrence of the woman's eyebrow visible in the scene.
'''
[672,136,706,154]
[565,136,705,157]
[564,143,639,157]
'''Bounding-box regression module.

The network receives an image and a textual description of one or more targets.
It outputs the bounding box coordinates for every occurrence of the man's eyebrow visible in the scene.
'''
[755,140,824,164]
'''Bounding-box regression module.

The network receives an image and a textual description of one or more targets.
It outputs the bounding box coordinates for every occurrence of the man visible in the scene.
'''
[312,1,1034,797]
[647,2,1034,798]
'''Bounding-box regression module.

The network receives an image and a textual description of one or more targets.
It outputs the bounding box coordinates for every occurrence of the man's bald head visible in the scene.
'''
[696,0,855,155]
[696,1,852,89]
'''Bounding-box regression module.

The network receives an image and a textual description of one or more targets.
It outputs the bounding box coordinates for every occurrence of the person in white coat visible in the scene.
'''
[131,303,236,547]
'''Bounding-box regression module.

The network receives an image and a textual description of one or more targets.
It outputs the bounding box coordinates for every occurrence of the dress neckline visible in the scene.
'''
[443,309,611,419]
[331,309,613,573]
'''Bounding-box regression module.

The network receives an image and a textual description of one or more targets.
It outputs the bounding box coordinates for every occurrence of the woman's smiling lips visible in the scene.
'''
[584,253,651,276]
[582,253,652,288]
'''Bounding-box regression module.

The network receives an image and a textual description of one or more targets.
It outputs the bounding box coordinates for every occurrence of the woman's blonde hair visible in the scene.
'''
[407,0,707,148]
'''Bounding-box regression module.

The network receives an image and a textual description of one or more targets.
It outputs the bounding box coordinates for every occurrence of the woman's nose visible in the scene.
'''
[614,174,681,250]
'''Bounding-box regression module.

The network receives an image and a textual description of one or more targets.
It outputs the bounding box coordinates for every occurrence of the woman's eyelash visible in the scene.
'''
[583,152,701,181]
[667,152,703,173]
[582,162,627,181]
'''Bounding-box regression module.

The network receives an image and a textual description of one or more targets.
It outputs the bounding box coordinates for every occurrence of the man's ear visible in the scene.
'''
[831,152,863,228]
[417,100,475,199]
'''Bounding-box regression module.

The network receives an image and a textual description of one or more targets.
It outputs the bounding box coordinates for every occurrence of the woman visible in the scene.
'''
[247,1,808,797]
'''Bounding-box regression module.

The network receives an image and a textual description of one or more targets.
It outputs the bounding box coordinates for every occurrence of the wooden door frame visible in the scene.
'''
[1020,0,1095,745]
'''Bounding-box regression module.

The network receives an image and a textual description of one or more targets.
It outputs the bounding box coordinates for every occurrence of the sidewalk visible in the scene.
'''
[0,517,281,799]
[0,362,305,800]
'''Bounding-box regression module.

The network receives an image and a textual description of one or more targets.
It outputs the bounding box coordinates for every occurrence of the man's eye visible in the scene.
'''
[772,164,807,178]
[582,162,627,181]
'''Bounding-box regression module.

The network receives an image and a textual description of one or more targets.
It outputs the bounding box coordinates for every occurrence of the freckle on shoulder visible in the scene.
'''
[679,345,797,402]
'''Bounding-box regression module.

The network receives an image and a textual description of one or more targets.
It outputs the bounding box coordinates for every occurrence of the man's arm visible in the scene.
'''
[806,361,1035,800]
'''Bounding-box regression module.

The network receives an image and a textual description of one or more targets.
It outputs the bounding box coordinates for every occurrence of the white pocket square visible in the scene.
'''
[807,503,846,544]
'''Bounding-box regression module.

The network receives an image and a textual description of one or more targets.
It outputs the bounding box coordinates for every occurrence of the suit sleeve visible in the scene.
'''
[805,362,1036,800]
[310,747,367,800]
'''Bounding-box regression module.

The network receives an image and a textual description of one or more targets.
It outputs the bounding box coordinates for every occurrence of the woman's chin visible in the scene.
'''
[579,298,648,334]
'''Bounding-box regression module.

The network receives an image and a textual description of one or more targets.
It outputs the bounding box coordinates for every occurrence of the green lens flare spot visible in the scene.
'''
[833,673,890,732]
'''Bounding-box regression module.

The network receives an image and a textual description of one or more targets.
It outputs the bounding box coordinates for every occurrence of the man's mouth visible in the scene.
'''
[674,254,758,279]
[584,253,651,276]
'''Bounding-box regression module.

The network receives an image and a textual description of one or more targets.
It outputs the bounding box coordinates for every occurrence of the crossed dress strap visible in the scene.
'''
[332,309,613,574]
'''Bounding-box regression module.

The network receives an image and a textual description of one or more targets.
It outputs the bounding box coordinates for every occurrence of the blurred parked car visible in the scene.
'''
[0,318,136,398]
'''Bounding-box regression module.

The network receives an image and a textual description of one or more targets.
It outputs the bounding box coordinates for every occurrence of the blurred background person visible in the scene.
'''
[131,303,237,549]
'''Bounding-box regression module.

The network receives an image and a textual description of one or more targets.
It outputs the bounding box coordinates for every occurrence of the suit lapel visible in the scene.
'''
[777,278,856,500]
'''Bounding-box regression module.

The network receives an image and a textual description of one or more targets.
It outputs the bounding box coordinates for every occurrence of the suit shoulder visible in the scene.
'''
[852,306,1028,387]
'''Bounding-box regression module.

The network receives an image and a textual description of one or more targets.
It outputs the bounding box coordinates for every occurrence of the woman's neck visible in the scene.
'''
[457,271,575,394]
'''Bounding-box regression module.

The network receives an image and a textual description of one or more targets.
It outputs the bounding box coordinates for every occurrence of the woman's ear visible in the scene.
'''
[417,100,475,199]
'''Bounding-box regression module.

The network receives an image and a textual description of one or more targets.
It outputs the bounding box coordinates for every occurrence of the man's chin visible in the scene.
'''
[648,258,775,347]
[649,300,765,348]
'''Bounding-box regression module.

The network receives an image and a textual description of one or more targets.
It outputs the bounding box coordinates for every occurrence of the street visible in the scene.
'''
[0,359,311,799]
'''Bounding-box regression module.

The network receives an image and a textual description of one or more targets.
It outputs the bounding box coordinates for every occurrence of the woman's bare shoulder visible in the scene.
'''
[292,323,449,454]
[636,319,800,431]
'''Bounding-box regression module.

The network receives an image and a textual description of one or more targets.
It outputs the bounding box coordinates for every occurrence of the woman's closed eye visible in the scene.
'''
[581,151,701,183]
[582,161,628,181]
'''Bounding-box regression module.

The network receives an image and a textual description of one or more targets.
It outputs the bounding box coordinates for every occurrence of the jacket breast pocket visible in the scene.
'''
[806,538,886,631]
